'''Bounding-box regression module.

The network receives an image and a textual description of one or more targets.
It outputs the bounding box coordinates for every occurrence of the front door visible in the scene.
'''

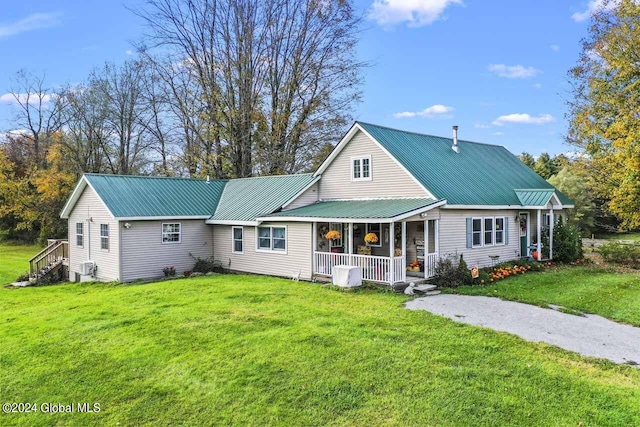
[518,213,529,257]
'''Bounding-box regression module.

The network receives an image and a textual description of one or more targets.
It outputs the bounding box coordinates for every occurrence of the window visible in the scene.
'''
[365,223,382,247]
[472,218,482,247]
[100,224,109,250]
[495,217,505,244]
[484,217,494,246]
[469,216,507,248]
[257,226,286,252]
[232,226,243,253]
[542,213,551,231]
[76,222,83,247]
[162,223,181,243]
[352,156,372,181]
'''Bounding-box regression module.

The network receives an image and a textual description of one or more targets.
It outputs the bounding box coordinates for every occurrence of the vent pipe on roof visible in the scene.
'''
[452,125,460,153]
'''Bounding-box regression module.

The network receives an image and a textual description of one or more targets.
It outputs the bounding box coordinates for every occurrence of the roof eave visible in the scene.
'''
[205,219,259,226]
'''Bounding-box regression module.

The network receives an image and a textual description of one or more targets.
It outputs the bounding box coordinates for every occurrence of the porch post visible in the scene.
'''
[401,221,407,283]
[348,222,353,266]
[536,209,542,261]
[549,208,554,260]
[389,221,395,285]
[424,219,428,279]
[312,222,317,275]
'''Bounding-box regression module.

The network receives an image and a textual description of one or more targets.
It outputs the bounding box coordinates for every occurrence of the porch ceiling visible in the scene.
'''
[260,198,443,222]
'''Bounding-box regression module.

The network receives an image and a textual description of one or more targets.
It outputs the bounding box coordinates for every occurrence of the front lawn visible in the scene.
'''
[445,265,640,326]
[1,275,639,426]
[596,232,640,242]
[0,243,42,285]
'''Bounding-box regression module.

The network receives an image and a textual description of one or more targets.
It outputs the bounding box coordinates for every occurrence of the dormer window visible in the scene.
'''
[352,155,372,181]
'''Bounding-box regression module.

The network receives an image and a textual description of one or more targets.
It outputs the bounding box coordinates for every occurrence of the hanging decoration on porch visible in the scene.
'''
[325,230,342,240]
[364,232,379,244]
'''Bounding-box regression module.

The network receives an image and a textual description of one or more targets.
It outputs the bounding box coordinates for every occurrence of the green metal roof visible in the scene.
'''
[84,174,226,218]
[358,122,573,206]
[209,174,317,221]
[515,189,555,206]
[265,198,441,220]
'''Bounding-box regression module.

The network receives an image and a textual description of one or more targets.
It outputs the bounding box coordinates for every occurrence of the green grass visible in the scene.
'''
[1,275,639,426]
[596,232,640,242]
[445,265,640,326]
[0,243,42,285]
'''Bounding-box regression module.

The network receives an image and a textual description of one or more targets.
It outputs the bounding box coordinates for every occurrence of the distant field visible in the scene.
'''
[595,233,640,242]
[0,243,42,285]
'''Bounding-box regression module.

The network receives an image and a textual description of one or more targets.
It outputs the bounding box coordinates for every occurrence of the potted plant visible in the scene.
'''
[325,230,342,240]
[364,232,379,244]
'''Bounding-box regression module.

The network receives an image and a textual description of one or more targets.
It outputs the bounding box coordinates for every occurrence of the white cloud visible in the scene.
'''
[488,64,541,79]
[533,83,542,89]
[0,92,53,106]
[368,0,463,28]
[393,104,454,118]
[0,12,62,38]
[492,131,505,136]
[125,49,134,55]
[492,113,555,126]
[571,0,613,22]
[550,44,560,52]
[474,123,490,129]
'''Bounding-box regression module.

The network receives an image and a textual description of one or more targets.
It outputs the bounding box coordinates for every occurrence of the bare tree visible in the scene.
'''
[6,69,66,165]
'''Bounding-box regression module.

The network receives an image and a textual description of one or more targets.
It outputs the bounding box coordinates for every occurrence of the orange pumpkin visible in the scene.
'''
[532,250,539,260]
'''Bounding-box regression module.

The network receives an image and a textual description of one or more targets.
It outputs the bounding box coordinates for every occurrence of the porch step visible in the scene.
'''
[413,284,437,292]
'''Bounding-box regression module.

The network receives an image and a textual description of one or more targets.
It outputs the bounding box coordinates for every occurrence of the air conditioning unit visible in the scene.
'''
[79,261,95,276]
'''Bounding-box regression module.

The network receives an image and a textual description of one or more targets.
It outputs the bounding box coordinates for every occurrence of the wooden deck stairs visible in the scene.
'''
[29,239,69,283]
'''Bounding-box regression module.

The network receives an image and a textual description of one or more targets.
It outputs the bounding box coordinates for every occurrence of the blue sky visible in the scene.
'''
[0,0,604,156]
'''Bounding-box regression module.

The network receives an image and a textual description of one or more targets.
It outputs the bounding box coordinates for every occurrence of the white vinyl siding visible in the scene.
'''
[120,220,213,282]
[213,222,312,281]
[232,226,244,254]
[439,209,521,268]
[67,186,120,282]
[283,183,319,210]
[319,130,428,199]
[162,223,181,244]
[76,223,83,247]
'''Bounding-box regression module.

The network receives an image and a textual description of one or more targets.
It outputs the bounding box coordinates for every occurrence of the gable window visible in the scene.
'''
[100,224,109,250]
[365,223,382,247]
[472,218,482,247]
[76,222,84,247]
[257,226,286,252]
[495,217,505,244]
[352,156,372,181]
[162,223,181,244]
[232,226,244,254]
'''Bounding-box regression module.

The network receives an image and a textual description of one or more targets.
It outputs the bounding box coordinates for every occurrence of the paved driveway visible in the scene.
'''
[406,294,640,366]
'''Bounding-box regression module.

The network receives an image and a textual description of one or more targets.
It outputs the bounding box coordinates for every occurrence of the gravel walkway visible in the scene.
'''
[406,294,640,366]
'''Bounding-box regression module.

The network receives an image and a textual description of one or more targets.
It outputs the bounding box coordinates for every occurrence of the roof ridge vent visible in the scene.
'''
[452,125,460,153]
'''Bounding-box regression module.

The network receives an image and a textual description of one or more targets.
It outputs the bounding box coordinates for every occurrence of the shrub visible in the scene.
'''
[598,242,640,267]
[457,254,473,286]
[192,256,225,274]
[183,270,193,277]
[552,217,583,263]
[433,256,468,288]
[163,266,176,278]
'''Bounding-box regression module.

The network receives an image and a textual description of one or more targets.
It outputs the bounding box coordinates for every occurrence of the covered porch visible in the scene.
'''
[259,198,445,286]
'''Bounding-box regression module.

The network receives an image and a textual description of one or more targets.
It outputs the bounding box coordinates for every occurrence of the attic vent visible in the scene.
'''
[452,125,460,153]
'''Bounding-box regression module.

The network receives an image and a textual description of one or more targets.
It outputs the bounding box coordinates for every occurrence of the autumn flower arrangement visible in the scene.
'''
[364,232,379,244]
[325,230,342,240]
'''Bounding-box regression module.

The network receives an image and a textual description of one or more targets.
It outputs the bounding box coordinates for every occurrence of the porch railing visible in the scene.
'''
[424,253,439,278]
[29,239,68,279]
[314,251,405,285]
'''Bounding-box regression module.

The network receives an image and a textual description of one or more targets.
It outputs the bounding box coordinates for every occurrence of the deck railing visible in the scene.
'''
[29,239,68,279]
[314,251,406,285]
[424,253,439,278]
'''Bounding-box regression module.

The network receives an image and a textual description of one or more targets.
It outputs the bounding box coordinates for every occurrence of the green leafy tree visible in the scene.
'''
[534,153,557,179]
[519,152,536,169]
[567,0,640,229]
[548,167,595,233]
